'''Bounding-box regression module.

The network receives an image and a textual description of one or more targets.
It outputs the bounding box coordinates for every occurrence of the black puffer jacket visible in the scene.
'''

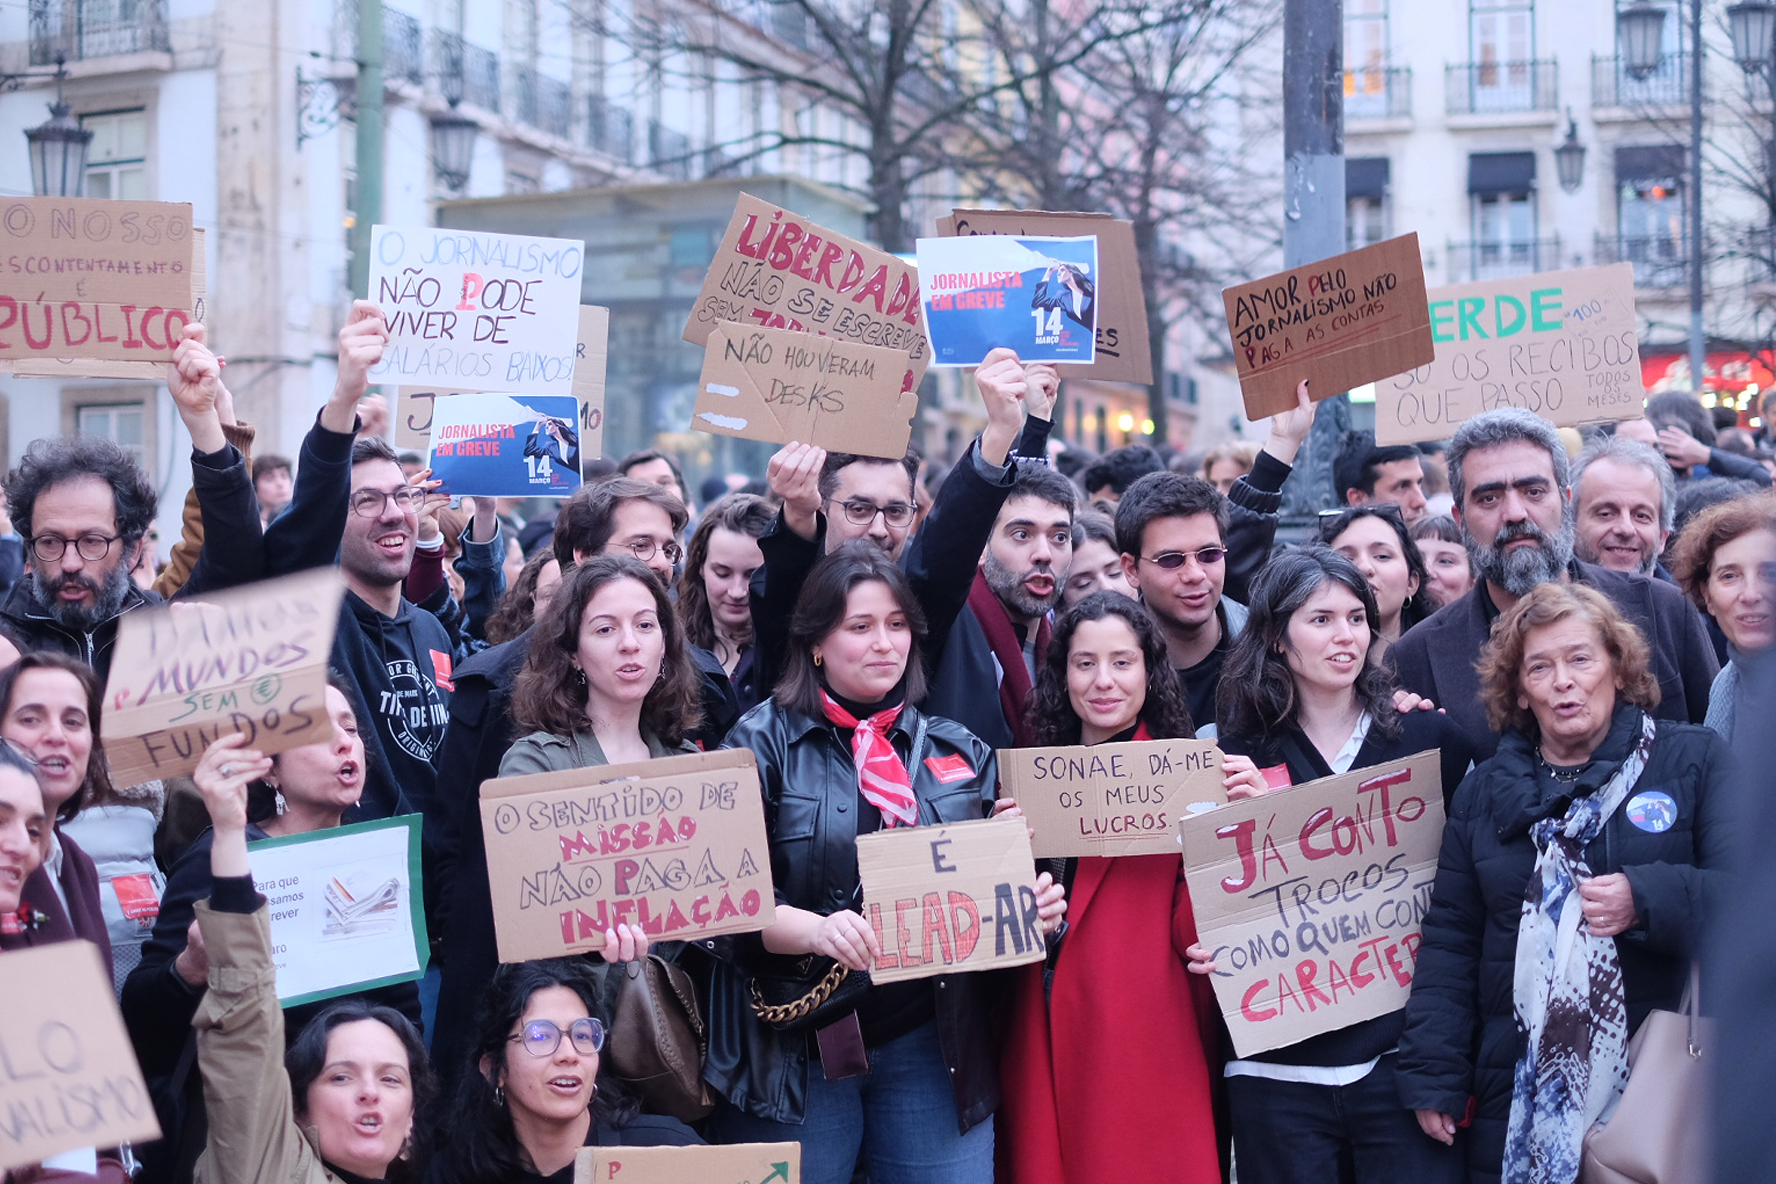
[704,698,1003,1130]
[1396,705,1731,1174]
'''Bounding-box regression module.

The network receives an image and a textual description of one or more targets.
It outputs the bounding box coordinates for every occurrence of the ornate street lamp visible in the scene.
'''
[1555,116,1587,194]
[1728,2,1776,72]
[1618,1,1669,80]
[430,103,478,193]
[19,56,92,197]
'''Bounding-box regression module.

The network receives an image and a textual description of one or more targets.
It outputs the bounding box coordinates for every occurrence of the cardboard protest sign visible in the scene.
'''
[692,322,917,458]
[1374,263,1643,444]
[1222,233,1434,420]
[939,208,1152,383]
[997,738,1225,858]
[396,305,610,462]
[248,816,428,1006]
[0,941,160,1170]
[480,748,776,961]
[0,197,197,364]
[855,816,1046,985]
[1180,750,1446,1058]
[917,234,1098,366]
[101,569,345,785]
[427,392,583,498]
[577,1142,800,1184]
[368,224,584,397]
[683,194,928,397]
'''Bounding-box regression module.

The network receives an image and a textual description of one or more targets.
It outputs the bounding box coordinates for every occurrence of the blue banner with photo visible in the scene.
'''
[426,392,583,498]
[917,234,1099,366]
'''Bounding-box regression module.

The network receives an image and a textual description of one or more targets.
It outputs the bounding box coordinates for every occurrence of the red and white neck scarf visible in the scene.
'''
[819,690,918,828]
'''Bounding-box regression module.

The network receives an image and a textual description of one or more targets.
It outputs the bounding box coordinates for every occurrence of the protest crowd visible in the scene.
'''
[0,208,1768,1184]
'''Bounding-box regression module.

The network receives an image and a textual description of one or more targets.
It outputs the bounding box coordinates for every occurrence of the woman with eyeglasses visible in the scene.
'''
[1318,506,1433,650]
[1184,548,1476,1184]
[705,542,1066,1184]
[995,592,1221,1184]
[429,959,701,1184]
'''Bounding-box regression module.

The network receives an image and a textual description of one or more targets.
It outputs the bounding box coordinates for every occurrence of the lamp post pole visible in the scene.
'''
[350,0,385,300]
[1689,0,1707,395]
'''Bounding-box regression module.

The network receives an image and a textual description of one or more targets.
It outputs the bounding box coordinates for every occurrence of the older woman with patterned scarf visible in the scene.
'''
[1397,583,1730,1184]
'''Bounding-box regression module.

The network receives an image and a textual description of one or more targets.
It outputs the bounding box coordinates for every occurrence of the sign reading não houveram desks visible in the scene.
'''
[1373,262,1643,445]
[480,748,776,961]
[997,738,1226,858]
[1180,750,1445,1058]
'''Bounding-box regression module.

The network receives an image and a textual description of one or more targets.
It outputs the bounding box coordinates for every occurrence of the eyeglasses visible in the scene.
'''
[828,499,917,529]
[619,538,684,565]
[28,533,120,563]
[350,487,423,518]
[1140,546,1227,570]
[509,1017,606,1058]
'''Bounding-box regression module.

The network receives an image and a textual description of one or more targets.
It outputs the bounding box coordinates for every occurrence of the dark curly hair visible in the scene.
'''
[1216,547,1403,743]
[431,959,638,1184]
[675,492,775,654]
[4,435,157,550]
[485,548,559,646]
[1114,471,1227,558]
[510,555,701,745]
[774,542,928,715]
[0,651,114,821]
[285,998,437,1184]
[1026,592,1193,746]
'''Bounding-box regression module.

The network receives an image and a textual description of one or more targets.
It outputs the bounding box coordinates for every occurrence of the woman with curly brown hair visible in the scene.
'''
[995,592,1222,1184]
[1397,582,1730,1184]
[1667,490,1776,743]
[675,493,774,709]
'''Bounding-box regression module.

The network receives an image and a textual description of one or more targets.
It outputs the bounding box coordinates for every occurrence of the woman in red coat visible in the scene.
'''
[994,592,1222,1184]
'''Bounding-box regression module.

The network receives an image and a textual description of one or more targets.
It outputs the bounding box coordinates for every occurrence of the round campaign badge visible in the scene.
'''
[1625,790,1678,834]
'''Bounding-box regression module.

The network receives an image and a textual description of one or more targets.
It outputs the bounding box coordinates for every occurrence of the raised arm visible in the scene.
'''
[169,324,266,595]
[1224,379,1314,605]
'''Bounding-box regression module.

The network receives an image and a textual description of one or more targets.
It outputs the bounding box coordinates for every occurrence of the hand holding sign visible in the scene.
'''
[336,300,391,404]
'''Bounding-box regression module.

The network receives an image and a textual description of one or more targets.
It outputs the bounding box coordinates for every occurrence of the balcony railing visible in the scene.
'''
[1595,233,1692,288]
[1447,237,1561,281]
[1344,66,1411,120]
[433,29,500,112]
[649,121,694,180]
[30,0,169,65]
[511,67,571,139]
[1446,59,1559,115]
[1592,53,1688,109]
[588,95,634,163]
[335,3,424,84]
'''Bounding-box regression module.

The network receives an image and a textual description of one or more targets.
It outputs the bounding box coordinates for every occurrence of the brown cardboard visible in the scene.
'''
[1222,233,1435,420]
[855,816,1046,985]
[1373,263,1643,445]
[941,208,1152,384]
[692,321,917,458]
[101,570,346,785]
[577,1142,800,1184]
[0,197,196,305]
[0,941,161,1170]
[396,305,609,465]
[1180,750,1446,1058]
[997,738,1225,858]
[480,748,777,962]
[684,194,928,396]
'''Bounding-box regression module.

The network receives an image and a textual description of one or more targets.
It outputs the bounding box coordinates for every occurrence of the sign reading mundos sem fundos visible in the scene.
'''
[368,225,584,397]
[1374,263,1643,445]
[1222,233,1434,420]
[0,941,161,1171]
[101,570,346,786]
[0,197,196,363]
[480,749,777,961]
[855,816,1047,985]
[684,194,928,395]
[997,738,1225,858]
[1180,751,1446,1058]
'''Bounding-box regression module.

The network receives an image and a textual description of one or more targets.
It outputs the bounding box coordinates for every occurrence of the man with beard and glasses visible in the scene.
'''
[1390,408,1717,759]
[0,325,262,680]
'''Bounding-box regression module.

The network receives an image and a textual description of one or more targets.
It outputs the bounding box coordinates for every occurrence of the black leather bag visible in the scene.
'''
[746,954,871,1034]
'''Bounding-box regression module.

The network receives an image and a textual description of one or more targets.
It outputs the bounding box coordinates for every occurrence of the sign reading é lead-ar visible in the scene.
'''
[1374,262,1643,444]
[1180,750,1445,1058]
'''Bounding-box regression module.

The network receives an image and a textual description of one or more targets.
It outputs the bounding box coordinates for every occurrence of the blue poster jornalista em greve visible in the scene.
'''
[917,234,1099,366]
[426,392,583,499]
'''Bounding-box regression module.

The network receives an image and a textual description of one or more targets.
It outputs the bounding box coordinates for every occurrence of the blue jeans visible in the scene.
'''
[1226,1054,1464,1184]
[708,1021,993,1184]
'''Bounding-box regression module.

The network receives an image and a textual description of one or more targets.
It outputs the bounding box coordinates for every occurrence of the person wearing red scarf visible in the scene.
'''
[994,592,1224,1184]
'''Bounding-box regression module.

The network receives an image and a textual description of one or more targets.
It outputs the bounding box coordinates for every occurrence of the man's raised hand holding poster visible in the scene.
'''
[917,234,1099,366]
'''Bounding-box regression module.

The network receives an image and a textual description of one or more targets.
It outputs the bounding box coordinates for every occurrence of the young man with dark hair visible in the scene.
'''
[1333,430,1429,526]
[1081,445,1165,507]
[617,448,690,508]
[1391,408,1718,758]
[251,454,294,526]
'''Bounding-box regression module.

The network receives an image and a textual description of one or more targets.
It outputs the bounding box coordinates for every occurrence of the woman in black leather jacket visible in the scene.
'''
[705,542,1063,1184]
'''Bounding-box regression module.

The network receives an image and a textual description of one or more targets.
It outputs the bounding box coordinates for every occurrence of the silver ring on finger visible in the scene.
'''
[221,764,232,777]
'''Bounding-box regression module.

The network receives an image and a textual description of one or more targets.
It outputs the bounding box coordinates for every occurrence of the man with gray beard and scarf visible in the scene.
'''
[1390,408,1718,760]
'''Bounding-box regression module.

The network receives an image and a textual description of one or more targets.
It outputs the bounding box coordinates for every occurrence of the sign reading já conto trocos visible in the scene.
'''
[480,748,776,961]
[855,816,1047,984]
[1373,263,1643,445]
[996,738,1225,858]
[1180,750,1446,1058]
[368,225,584,397]
[101,569,346,786]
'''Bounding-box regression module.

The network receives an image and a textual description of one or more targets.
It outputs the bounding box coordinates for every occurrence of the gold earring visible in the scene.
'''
[813,652,823,667]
